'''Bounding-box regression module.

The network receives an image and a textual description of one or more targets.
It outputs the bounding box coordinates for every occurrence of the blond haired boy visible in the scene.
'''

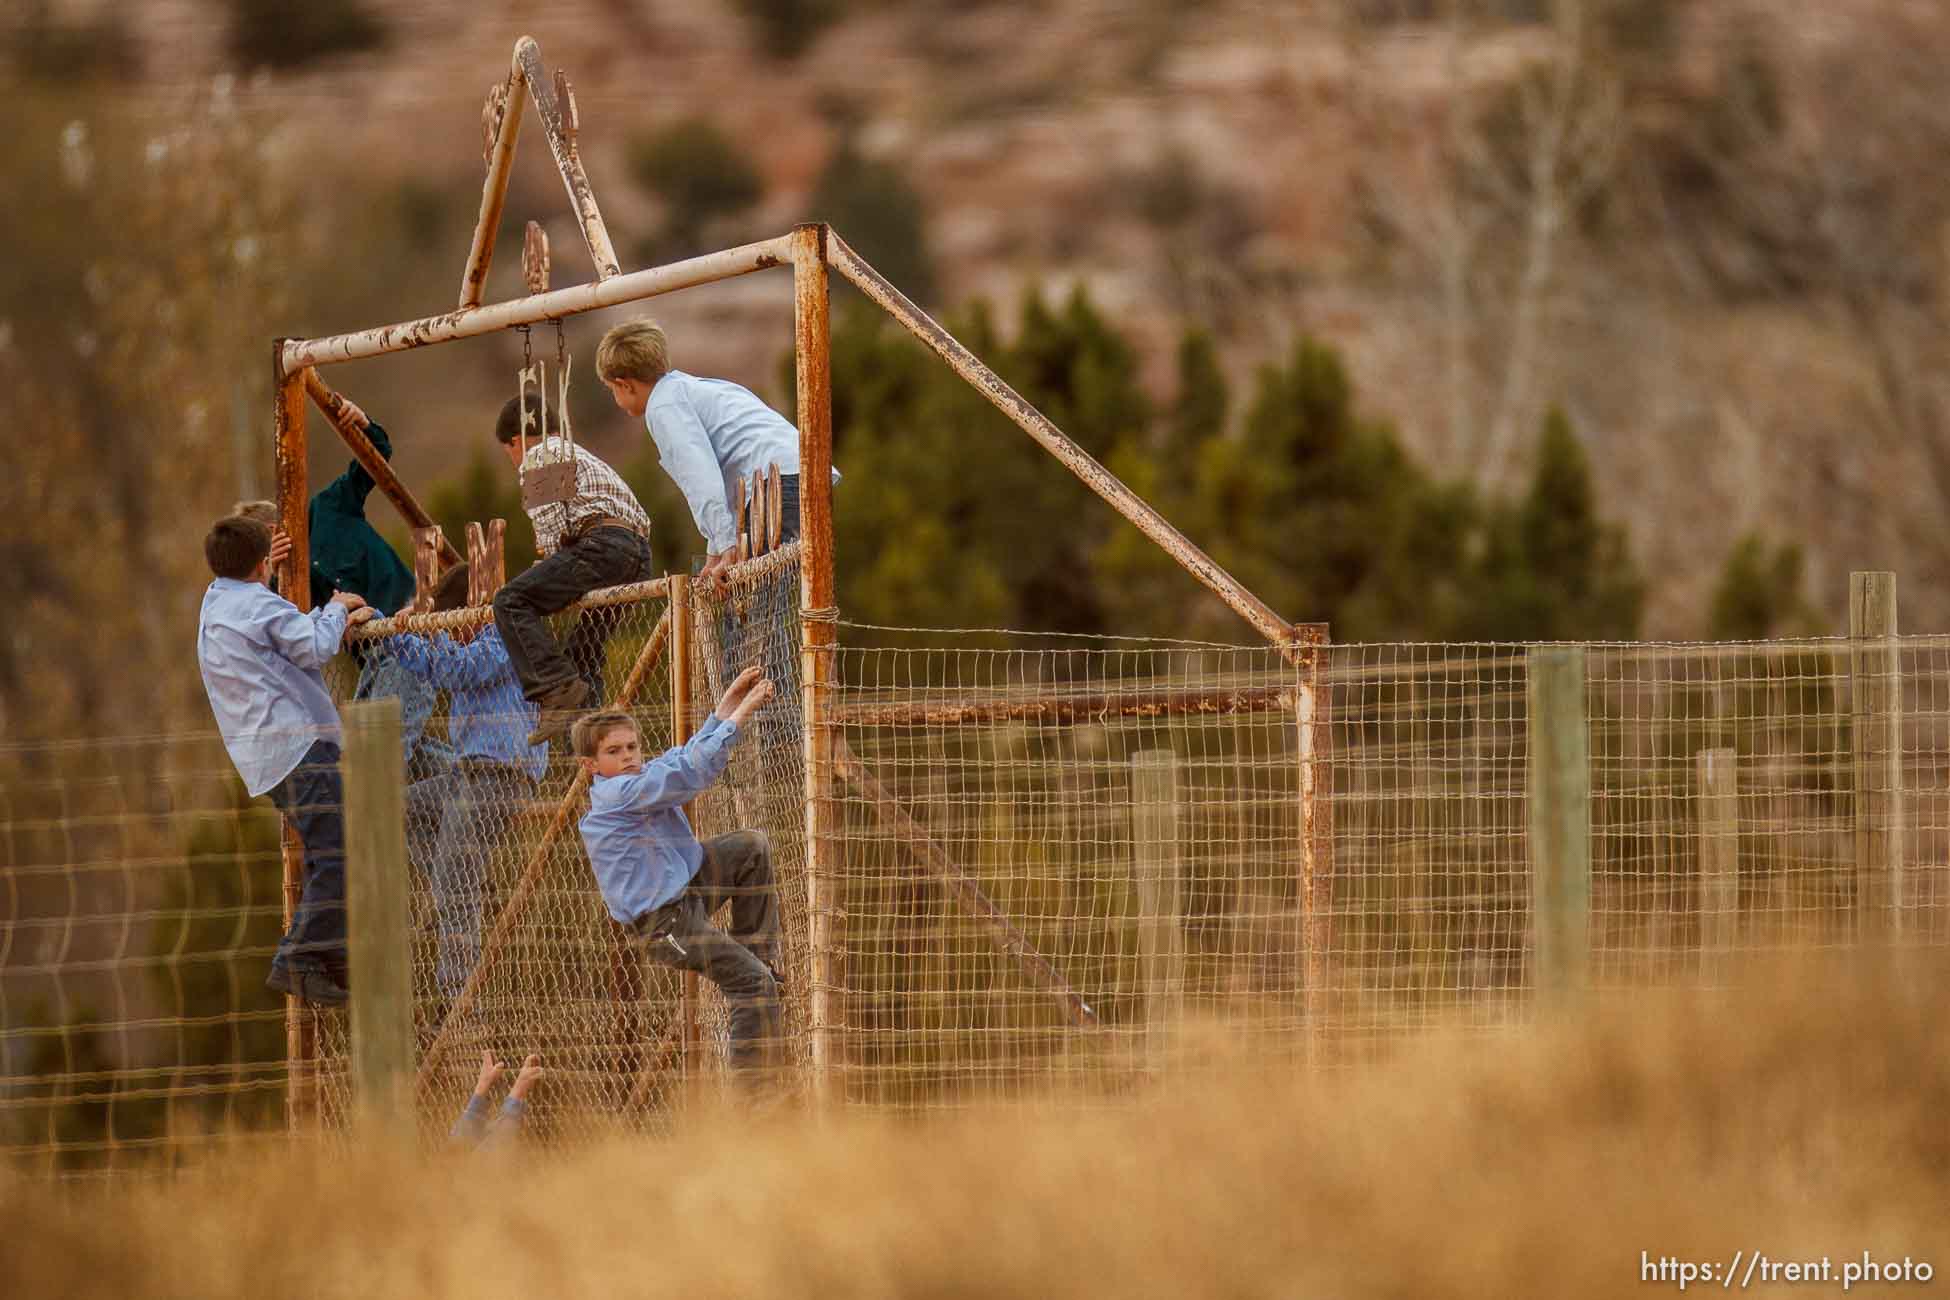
[596,317,837,589]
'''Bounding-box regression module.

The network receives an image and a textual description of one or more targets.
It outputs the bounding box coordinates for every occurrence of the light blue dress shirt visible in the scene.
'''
[197,578,348,796]
[386,626,547,782]
[645,369,838,553]
[578,715,741,924]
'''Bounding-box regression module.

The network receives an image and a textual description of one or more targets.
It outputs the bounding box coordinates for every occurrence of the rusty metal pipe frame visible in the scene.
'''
[303,369,464,568]
[513,37,620,281]
[832,684,1302,728]
[459,67,528,310]
[272,355,316,1132]
[282,235,794,372]
[794,224,843,1107]
[824,230,1298,656]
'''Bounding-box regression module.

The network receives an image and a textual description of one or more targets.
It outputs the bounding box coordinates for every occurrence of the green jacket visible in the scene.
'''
[306,421,416,617]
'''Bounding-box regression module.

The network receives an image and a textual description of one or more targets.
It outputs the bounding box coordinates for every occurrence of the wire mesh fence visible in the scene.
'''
[9,614,1950,1173]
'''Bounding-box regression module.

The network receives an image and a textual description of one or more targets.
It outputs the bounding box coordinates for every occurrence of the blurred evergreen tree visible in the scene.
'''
[807,140,938,308]
[1709,534,1820,639]
[626,119,765,264]
[1463,408,1644,640]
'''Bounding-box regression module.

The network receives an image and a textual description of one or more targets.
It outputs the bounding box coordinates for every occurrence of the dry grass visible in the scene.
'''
[8,951,1950,1298]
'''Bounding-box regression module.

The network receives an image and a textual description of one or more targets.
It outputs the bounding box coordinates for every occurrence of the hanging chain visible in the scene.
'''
[516,323,533,369]
[554,318,567,373]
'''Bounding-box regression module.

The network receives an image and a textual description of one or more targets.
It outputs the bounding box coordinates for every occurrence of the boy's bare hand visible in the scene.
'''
[509,1054,544,1102]
[347,606,377,625]
[337,396,370,430]
[729,677,775,729]
[268,529,291,568]
[699,548,736,596]
[329,591,367,611]
[474,1049,504,1098]
[712,666,763,721]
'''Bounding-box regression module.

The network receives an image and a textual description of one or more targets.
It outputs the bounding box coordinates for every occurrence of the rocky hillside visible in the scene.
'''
[18,0,1950,637]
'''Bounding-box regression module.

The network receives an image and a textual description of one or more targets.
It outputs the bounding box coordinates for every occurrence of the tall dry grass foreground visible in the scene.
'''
[7,953,1949,1299]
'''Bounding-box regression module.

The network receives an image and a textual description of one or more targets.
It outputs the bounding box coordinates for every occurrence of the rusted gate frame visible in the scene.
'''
[277,95,1323,1103]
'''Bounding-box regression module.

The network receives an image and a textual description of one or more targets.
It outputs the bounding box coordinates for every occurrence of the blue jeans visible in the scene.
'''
[406,760,536,999]
[265,739,348,974]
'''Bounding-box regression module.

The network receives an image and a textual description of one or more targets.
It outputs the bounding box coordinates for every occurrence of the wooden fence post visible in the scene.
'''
[1130,750,1184,1066]
[1696,747,1738,984]
[1527,647,1590,998]
[1850,572,1903,942]
[342,698,415,1142]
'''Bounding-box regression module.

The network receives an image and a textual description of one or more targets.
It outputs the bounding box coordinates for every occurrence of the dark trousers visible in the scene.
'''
[265,739,348,973]
[636,830,783,1075]
[493,526,654,705]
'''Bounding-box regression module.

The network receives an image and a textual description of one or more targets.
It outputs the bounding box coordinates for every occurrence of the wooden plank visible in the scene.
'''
[767,464,782,552]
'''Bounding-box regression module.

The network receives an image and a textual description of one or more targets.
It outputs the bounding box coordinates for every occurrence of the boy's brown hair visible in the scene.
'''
[232,500,278,528]
[595,319,671,386]
[205,516,272,580]
[572,709,639,759]
[494,392,559,446]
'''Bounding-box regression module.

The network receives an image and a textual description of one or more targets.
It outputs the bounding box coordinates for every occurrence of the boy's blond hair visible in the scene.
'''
[572,709,639,760]
[596,319,671,386]
[232,500,278,528]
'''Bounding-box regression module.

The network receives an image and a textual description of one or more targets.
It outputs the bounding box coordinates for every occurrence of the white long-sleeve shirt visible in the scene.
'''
[196,578,348,795]
[645,369,838,553]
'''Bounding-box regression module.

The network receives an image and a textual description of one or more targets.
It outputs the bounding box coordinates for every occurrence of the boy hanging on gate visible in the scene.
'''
[385,563,549,1002]
[489,392,657,745]
[197,515,375,1006]
[572,670,785,1081]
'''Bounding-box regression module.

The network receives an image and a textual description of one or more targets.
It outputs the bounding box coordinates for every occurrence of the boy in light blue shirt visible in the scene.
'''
[386,563,549,1001]
[196,515,374,1006]
[573,668,783,1079]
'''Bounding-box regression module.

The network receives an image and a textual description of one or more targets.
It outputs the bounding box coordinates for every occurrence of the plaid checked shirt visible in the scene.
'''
[519,437,653,556]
